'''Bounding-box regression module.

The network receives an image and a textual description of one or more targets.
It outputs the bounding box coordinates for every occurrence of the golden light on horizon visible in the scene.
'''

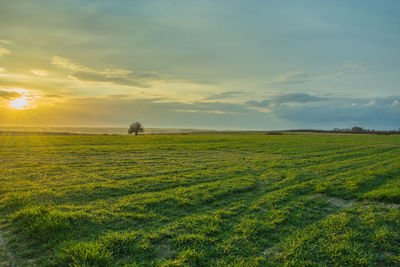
[9,96,30,110]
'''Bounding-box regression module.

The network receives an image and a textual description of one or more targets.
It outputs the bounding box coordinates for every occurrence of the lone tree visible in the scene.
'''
[128,121,144,135]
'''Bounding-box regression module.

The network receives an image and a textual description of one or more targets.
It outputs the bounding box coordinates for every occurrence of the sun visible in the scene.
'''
[10,96,30,110]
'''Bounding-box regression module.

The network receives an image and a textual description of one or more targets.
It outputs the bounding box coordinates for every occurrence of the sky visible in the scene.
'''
[0,0,399,130]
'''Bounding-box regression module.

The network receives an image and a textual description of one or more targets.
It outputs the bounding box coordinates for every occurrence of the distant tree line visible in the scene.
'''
[332,126,400,135]
[285,127,400,135]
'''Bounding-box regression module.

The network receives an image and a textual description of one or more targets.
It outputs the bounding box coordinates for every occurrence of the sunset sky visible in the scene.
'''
[1,0,399,130]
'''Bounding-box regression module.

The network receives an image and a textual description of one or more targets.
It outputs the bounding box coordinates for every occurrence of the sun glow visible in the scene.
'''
[10,96,30,110]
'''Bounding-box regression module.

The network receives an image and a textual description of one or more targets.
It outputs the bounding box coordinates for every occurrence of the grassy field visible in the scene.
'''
[0,134,400,266]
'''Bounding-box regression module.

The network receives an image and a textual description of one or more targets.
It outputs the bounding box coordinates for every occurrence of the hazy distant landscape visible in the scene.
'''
[0,127,212,135]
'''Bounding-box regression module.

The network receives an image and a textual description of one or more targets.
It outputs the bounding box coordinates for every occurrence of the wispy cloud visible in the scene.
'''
[52,56,91,72]
[174,109,241,115]
[246,93,326,110]
[70,71,148,87]
[341,61,367,71]
[266,72,312,87]
[0,73,30,79]
[45,94,64,98]
[31,69,48,76]
[0,90,21,99]
[245,99,270,108]
[0,45,10,57]
[52,56,132,77]
[248,107,272,113]
[204,91,242,100]
[273,93,326,104]
[52,56,160,88]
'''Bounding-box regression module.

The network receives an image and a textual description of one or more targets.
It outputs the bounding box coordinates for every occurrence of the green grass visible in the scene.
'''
[0,133,399,266]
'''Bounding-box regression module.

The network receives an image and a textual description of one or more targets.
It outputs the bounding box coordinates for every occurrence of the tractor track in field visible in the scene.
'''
[261,194,400,258]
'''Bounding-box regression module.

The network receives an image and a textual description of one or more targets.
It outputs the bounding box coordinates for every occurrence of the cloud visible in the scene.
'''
[52,56,135,77]
[204,91,242,100]
[368,96,399,106]
[0,73,30,79]
[0,45,10,57]
[244,93,400,128]
[267,72,312,87]
[246,93,325,110]
[31,69,48,76]
[266,65,369,89]
[248,107,272,113]
[245,99,270,107]
[45,94,63,98]
[341,61,367,71]
[174,109,241,115]
[0,90,21,99]
[52,56,133,77]
[104,94,131,99]
[272,93,326,104]
[276,104,399,126]
[273,95,400,127]
[52,56,90,72]
[70,71,150,87]
[52,56,159,88]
